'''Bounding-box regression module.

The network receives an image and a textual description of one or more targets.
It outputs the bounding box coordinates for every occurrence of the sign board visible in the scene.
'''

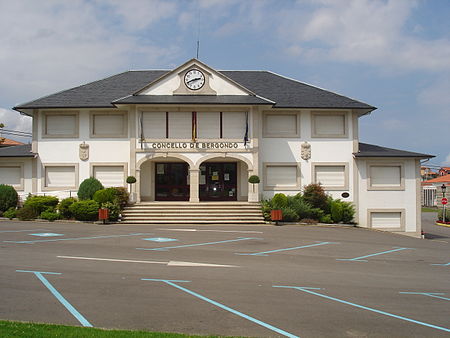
[442,197,448,205]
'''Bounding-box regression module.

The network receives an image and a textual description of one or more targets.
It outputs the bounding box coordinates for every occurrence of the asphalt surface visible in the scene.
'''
[0,215,449,338]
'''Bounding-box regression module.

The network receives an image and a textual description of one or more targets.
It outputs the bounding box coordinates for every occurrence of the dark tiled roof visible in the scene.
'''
[355,143,434,158]
[0,144,35,157]
[113,95,273,105]
[14,70,374,111]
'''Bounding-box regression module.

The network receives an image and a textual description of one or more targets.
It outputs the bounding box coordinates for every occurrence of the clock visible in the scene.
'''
[184,69,205,90]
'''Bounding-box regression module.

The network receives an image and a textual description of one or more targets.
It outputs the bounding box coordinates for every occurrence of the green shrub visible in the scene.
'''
[331,200,344,223]
[3,207,17,219]
[320,214,333,224]
[24,196,59,215]
[248,175,260,184]
[58,197,77,219]
[93,188,117,205]
[0,184,18,212]
[16,206,38,220]
[341,201,356,224]
[40,210,60,222]
[69,200,99,221]
[288,197,315,220]
[126,176,137,184]
[272,193,288,209]
[261,200,272,221]
[302,184,328,210]
[77,177,104,200]
[112,187,129,209]
[280,206,299,222]
[438,208,450,222]
[101,201,121,221]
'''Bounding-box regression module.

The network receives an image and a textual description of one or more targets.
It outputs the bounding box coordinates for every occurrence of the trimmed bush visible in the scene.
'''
[3,207,17,219]
[302,184,328,210]
[24,196,59,215]
[69,200,99,221]
[341,201,356,224]
[101,201,120,221]
[93,188,117,205]
[248,175,260,184]
[0,184,18,212]
[331,200,344,223]
[126,176,137,184]
[112,187,129,208]
[16,206,38,220]
[78,177,104,200]
[58,197,77,219]
[272,193,288,209]
[40,210,60,222]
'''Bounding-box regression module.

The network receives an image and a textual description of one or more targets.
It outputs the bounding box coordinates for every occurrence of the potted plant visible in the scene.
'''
[248,175,260,193]
[126,176,137,203]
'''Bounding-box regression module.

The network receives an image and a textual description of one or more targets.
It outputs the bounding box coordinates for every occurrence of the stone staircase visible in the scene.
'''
[120,201,265,224]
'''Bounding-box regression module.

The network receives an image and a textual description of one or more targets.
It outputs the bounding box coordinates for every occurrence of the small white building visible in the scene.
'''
[2,59,432,235]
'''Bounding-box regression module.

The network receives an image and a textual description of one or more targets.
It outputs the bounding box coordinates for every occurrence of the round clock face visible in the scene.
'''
[184,69,205,90]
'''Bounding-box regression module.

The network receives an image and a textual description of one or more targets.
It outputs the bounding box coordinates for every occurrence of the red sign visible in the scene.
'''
[442,198,448,205]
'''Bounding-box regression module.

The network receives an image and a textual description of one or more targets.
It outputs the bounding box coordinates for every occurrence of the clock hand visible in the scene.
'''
[187,77,202,84]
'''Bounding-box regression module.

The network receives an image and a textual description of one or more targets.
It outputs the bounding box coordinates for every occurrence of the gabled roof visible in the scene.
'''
[14,69,375,113]
[113,95,272,105]
[354,143,434,159]
[0,144,35,157]
[423,174,450,184]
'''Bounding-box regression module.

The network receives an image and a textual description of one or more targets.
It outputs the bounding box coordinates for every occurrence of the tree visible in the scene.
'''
[0,123,4,144]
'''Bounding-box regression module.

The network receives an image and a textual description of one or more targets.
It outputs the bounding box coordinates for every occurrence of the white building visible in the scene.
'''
[2,59,432,235]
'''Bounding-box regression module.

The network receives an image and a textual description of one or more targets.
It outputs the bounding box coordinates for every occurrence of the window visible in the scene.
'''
[91,111,127,138]
[313,163,348,190]
[198,112,220,139]
[368,163,404,190]
[264,163,300,190]
[0,164,23,190]
[43,112,79,138]
[222,112,246,139]
[169,112,191,139]
[263,112,299,137]
[92,164,126,187]
[368,210,404,231]
[311,112,347,138]
[43,165,77,190]
[141,112,166,139]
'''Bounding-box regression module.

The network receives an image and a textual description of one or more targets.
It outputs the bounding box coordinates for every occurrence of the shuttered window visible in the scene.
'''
[45,166,76,188]
[0,166,21,186]
[370,166,402,187]
[198,112,220,139]
[264,114,298,137]
[169,112,191,139]
[222,112,246,139]
[45,114,77,137]
[370,212,402,229]
[93,166,124,187]
[314,165,346,189]
[142,112,166,139]
[264,164,300,190]
[91,112,127,137]
[312,113,346,137]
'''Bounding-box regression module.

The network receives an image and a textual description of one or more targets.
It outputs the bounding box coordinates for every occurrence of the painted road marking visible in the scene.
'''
[236,241,336,256]
[16,270,92,327]
[400,292,450,302]
[4,233,151,244]
[0,229,46,233]
[431,262,450,266]
[143,237,178,242]
[273,285,450,333]
[137,237,261,251]
[160,228,263,234]
[30,233,64,237]
[57,255,238,268]
[142,278,299,338]
[337,247,412,262]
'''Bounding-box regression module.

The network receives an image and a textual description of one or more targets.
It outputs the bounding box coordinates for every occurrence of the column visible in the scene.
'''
[135,168,141,203]
[189,169,200,202]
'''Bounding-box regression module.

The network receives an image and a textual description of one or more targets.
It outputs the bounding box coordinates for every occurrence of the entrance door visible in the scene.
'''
[199,163,237,201]
[155,163,189,201]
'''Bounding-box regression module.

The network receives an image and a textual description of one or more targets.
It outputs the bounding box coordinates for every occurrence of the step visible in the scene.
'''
[122,215,264,220]
[120,220,265,224]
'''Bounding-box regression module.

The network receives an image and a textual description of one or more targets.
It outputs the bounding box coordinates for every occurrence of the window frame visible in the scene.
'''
[42,163,78,191]
[0,162,24,190]
[312,162,349,191]
[262,111,300,138]
[311,111,348,138]
[367,162,405,191]
[90,111,128,138]
[367,209,405,231]
[263,162,301,191]
[90,162,128,187]
[42,111,79,138]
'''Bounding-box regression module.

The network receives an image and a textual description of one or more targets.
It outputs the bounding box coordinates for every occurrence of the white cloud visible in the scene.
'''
[0,108,32,142]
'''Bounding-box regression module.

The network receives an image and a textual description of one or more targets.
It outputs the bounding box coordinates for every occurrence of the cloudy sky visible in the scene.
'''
[1,0,449,165]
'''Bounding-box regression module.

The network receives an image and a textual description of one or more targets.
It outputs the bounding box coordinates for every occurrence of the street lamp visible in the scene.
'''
[442,184,447,196]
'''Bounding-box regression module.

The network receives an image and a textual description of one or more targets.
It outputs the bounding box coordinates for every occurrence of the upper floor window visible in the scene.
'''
[42,111,79,138]
[311,111,347,138]
[263,112,300,138]
[367,163,404,190]
[90,111,128,138]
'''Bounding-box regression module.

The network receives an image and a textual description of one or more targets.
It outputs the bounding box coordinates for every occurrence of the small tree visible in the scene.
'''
[0,184,18,212]
[78,177,104,200]
[126,176,137,193]
[248,175,260,193]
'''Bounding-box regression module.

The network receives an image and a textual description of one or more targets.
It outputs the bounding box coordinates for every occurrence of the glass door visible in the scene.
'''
[155,163,189,201]
[199,163,237,201]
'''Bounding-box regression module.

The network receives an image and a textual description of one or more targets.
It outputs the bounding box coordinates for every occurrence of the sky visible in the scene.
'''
[0,0,449,166]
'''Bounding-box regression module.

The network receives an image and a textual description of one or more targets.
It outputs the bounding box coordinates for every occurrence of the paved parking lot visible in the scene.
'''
[0,218,449,337]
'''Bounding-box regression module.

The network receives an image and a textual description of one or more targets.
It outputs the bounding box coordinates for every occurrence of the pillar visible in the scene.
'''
[189,169,200,202]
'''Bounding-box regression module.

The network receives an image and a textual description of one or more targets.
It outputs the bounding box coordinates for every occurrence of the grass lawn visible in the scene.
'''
[422,207,438,212]
[0,320,238,338]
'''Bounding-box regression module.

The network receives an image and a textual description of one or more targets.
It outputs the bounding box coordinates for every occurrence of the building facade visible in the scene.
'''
[2,59,432,235]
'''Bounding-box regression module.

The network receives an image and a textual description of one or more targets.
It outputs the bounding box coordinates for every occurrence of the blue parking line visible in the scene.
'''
[431,262,450,266]
[337,247,411,262]
[16,270,92,327]
[136,237,261,251]
[273,285,450,333]
[4,233,151,244]
[400,292,450,302]
[236,241,335,256]
[142,278,299,338]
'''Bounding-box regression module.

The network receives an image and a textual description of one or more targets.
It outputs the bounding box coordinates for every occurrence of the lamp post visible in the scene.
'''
[442,184,447,223]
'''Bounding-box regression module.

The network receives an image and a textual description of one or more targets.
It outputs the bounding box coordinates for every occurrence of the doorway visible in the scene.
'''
[155,162,189,201]
[199,162,237,201]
